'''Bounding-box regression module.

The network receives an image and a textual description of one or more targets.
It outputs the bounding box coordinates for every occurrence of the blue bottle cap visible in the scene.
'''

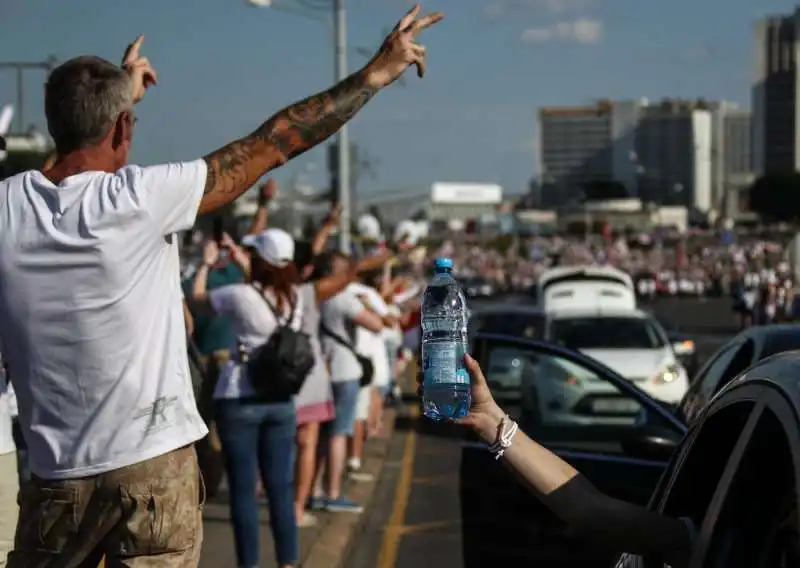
[434,257,453,271]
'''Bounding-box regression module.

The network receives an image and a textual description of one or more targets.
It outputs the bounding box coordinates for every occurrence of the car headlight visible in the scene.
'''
[654,364,681,384]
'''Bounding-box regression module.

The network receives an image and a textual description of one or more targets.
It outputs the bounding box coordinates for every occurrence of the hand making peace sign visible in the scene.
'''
[365,4,444,89]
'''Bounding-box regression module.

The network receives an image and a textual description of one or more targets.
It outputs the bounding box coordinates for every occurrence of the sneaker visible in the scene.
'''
[297,511,318,528]
[325,496,363,514]
[348,470,375,483]
[308,495,328,511]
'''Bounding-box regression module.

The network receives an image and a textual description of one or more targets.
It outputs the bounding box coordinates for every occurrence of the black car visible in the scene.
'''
[459,325,800,566]
[460,277,495,299]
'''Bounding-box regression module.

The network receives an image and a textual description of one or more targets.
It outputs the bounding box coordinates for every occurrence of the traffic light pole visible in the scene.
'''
[333,0,351,254]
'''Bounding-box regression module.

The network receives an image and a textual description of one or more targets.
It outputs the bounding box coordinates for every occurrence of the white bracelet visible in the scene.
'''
[487,416,519,460]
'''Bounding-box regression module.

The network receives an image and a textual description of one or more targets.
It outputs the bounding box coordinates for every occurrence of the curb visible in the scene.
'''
[303,406,399,568]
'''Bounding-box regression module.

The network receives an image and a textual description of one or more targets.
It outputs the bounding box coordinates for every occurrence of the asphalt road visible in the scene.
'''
[348,296,738,568]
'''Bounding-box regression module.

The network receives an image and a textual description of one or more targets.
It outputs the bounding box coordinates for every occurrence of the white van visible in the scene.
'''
[527,265,689,406]
[537,266,636,314]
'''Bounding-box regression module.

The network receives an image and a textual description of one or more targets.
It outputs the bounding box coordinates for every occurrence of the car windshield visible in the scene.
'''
[550,316,666,349]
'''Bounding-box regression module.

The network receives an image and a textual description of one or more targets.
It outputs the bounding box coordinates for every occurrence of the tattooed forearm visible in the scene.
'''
[198,69,379,214]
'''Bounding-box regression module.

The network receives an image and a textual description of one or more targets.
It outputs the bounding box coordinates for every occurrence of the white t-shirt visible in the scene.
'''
[348,283,390,388]
[320,289,367,382]
[0,359,14,456]
[209,284,302,399]
[383,304,403,349]
[0,161,209,478]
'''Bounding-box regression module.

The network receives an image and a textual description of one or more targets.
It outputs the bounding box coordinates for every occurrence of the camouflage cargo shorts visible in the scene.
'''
[7,444,204,568]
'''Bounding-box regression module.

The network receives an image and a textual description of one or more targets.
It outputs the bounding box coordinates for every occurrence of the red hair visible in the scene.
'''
[251,255,298,312]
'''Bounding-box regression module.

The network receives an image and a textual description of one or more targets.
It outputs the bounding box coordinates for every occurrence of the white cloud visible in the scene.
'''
[521,18,603,44]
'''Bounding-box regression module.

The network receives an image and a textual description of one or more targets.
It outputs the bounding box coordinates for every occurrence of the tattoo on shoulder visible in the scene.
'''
[202,71,378,201]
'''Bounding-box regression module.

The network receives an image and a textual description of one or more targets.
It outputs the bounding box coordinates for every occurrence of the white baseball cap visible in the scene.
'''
[241,228,295,267]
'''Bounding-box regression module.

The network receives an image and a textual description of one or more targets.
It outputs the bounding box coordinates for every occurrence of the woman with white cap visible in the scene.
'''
[213,223,391,527]
[192,227,302,568]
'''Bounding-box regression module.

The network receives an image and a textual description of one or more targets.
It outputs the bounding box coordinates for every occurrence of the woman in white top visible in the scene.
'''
[192,228,302,568]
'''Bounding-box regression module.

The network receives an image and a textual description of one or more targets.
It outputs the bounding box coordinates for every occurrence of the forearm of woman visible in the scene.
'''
[312,223,335,255]
[191,264,212,303]
[247,204,269,236]
[473,414,691,566]
[473,410,578,495]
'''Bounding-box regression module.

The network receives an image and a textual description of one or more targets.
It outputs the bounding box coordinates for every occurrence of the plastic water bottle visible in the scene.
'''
[421,257,471,421]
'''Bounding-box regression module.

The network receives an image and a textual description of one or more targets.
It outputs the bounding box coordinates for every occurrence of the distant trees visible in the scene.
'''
[747,171,800,222]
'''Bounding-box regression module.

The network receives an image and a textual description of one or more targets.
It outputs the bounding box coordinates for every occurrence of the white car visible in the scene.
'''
[548,309,689,406]
[474,311,689,427]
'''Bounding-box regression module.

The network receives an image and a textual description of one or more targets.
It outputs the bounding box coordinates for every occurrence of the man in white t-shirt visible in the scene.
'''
[315,253,384,513]
[0,10,441,564]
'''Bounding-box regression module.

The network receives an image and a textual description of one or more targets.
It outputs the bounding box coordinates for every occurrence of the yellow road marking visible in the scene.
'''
[377,404,419,568]
[397,519,462,536]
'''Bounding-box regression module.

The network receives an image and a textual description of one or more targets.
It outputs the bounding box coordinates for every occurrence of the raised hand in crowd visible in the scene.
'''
[198,4,443,214]
[121,34,157,104]
[202,238,221,268]
[219,232,237,251]
[325,203,342,227]
[311,202,345,257]
[258,178,277,206]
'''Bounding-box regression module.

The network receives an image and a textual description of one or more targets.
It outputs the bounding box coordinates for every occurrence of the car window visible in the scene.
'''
[470,312,544,340]
[704,408,795,567]
[482,342,672,454]
[616,401,756,568]
[550,316,666,349]
[678,341,754,425]
[760,329,800,359]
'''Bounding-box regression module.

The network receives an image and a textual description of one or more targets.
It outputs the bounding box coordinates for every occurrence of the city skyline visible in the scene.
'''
[0,0,796,196]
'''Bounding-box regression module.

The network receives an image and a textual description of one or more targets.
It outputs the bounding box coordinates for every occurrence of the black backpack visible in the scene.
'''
[246,286,314,400]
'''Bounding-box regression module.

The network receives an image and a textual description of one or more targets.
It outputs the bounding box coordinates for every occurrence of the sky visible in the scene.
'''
[0,0,797,198]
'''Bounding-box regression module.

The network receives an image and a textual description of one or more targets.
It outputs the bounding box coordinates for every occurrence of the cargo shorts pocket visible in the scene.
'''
[119,484,199,556]
[16,483,78,554]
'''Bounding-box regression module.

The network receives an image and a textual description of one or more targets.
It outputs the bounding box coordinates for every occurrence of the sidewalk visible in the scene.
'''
[199,407,398,568]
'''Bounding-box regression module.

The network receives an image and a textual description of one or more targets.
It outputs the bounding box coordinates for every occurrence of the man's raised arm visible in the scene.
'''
[198,4,442,215]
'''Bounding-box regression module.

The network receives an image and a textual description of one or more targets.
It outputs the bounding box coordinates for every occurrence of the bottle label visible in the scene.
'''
[423,343,470,385]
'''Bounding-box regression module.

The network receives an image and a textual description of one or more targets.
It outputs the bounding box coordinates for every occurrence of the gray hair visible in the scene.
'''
[44,56,133,154]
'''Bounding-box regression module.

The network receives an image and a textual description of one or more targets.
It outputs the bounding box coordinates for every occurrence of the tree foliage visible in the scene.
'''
[748,171,800,222]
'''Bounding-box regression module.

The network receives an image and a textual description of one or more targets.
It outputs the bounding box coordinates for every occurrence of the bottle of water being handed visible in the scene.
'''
[421,257,471,421]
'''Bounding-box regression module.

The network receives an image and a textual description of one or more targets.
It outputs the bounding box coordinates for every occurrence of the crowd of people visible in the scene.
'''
[0,6,442,568]
[180,182,426,565]
[435,231,798,327]
[2,6,799,567]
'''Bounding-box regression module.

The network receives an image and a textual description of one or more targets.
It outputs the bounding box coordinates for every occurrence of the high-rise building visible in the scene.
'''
[536,101,619,208]
[753,9,800,174]
[711,102,754,217]
[537,99,719,212]
[635,100,712,210]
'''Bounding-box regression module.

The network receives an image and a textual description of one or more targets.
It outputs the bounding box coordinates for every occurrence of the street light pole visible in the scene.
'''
[333,0,351,253]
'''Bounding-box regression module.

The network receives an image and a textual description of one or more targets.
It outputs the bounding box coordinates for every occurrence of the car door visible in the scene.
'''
[613,384,764,567]
[691,386,800,567]
[460,333,687,568]
[675,339,755,426]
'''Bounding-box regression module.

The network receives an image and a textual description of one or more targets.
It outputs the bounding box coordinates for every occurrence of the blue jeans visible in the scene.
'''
[216,398,298,567]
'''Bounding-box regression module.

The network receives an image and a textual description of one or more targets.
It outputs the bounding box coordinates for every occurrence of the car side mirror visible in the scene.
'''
[621,426,680,462]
